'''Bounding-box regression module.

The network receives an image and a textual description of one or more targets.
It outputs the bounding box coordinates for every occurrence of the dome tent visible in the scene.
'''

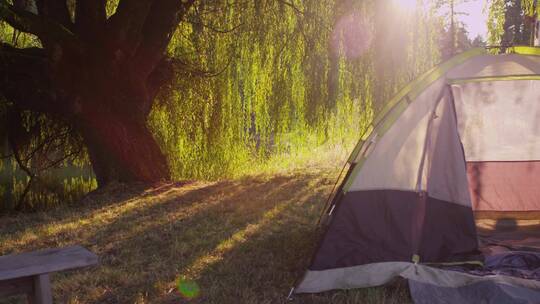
[293,47,540,303]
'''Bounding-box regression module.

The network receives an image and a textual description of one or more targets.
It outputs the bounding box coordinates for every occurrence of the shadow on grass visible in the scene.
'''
[0,181,191,251]
[164,186,411,304]
[0,169,410,304]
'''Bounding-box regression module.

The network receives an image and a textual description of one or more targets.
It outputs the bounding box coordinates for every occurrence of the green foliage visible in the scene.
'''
[488,0,506,46]
[150,0,443,180]
[0,19,93,211]
[486,0,537,47]
[1,0,445,210]
[522,0,536,17]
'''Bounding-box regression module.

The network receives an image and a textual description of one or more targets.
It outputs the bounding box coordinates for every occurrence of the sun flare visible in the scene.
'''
[395,0,417,11]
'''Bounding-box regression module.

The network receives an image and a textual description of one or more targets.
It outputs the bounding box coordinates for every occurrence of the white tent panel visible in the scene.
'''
[447,54,540,79]
[349,79,447,192]
[425,92,472,207]
[452,80,540,161]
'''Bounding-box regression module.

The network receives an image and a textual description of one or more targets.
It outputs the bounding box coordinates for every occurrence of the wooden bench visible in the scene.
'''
[0,246,98,304]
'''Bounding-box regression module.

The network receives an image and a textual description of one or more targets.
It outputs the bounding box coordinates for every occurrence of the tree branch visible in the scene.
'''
[275,0,304,15]
[0,43,65,114]
[0,0,79,49]
[75,0,107,40]
[7,123,83,210]
[187,19,243,34]
[107,0,154,55]
[171,56,232,78]
[134,0,195,76]
[35,0,73,30]
[147,57,174,103]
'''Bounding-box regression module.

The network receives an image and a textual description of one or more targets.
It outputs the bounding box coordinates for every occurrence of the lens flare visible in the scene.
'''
[395,0,417,11]
[177,278,200,299]
[331,12,372,59]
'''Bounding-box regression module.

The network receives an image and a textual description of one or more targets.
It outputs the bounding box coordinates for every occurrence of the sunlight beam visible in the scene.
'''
[179,199,293,280]
[394,0,417,11]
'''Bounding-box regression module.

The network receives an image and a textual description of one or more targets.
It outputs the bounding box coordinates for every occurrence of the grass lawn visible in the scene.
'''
[0,166,410,303]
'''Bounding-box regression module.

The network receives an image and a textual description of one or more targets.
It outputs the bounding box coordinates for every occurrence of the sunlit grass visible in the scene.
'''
[234,141,353,178]
[0,165,410,304]
[181,181,313,281]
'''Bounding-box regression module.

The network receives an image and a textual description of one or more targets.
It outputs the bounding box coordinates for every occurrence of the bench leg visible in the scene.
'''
[0,276,34,298]
[28,274,52,304]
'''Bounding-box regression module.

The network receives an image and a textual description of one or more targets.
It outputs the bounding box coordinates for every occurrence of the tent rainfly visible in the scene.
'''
[293,47,540,303]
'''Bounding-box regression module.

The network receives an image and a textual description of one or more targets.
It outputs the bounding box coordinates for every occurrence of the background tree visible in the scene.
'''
[488,0,537,47]
[435,0,474,58]
[0,0,195,188]
[0,0,445,210]
[502,0,536,46]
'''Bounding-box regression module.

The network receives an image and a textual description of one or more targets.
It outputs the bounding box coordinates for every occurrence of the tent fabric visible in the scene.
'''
[308,190,477,271]
[409,279,540,304]
[345,48,486,173]
[451,80,540,162]
[425,90,472,207]
[477,220,540,253]
[409,229,540,304]
[297,262,540,294]
[369,48,486,131]
[349,78,447,192]
[446,54,540,79]
[295,48,540,302]
[468,161,540,211]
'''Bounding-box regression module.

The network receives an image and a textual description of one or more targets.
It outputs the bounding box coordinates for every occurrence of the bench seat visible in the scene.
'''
[0,246,98,304]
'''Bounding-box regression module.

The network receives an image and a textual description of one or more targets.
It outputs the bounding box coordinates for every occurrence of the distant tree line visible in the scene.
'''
[488,0,538,47]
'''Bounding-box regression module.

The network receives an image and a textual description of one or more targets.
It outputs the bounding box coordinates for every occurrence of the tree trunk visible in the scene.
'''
[79,109,170,187]
[0,0,196,189]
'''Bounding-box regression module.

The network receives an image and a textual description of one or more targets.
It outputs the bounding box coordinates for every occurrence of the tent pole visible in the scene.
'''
[316,162,348,226]
[286,287,295,301]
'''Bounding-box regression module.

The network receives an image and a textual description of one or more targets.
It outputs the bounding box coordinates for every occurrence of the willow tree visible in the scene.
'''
[0,0,194,186]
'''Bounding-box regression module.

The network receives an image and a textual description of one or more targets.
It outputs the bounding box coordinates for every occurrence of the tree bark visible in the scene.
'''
[68,56,172,186]
[79,108,170,186]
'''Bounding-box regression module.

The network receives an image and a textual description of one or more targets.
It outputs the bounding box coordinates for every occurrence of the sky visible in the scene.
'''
[453,0,488,39]
[397,0,489,39]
